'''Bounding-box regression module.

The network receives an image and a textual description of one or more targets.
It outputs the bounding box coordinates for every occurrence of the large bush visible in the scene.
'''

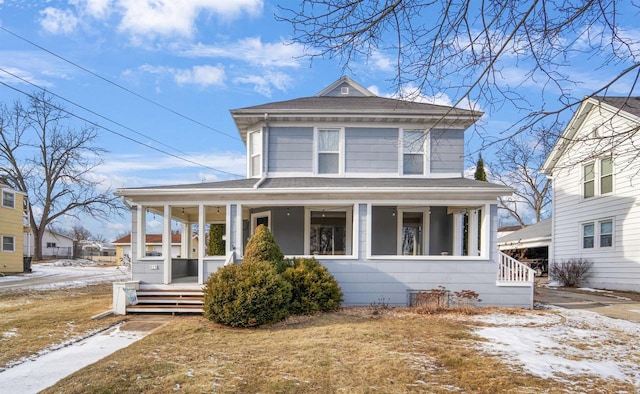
[243,224,289,273]
[282,257,343,315]
[549,258,594,287]
[203,261,292,327]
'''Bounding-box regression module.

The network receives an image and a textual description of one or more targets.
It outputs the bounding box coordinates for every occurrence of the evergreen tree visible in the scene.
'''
[474,154,488,181]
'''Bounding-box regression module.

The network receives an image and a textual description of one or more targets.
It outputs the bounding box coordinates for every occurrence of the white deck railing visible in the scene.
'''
[224,251,236,266]
[496,252,535,287]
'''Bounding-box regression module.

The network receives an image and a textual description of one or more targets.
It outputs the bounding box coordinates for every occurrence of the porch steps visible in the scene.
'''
[126,289,204,315]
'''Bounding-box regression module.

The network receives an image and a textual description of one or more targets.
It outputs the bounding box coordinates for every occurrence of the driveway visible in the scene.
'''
[535,283,640,323]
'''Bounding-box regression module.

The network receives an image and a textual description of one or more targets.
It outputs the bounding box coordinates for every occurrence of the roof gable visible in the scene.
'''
[541,96,640,173]
[315,76,374,97]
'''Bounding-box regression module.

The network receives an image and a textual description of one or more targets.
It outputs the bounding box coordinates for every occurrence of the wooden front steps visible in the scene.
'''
[126,289,204,314]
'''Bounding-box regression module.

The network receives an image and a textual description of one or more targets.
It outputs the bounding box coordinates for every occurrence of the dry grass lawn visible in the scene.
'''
[0,283,127,369]
[44,309,635,393]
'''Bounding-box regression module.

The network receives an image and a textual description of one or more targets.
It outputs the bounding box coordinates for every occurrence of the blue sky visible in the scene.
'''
[1,1,639,241]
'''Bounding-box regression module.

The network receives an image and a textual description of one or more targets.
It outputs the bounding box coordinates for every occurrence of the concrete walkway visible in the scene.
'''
[0,315,172,394]
[535,285,640,323]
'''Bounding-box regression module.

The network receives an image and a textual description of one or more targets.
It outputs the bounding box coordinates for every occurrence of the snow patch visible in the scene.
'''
[471,308,640,387]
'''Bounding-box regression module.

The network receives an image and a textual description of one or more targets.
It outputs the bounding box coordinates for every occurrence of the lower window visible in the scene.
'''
[307,209,351,256]
[2,236,15,252]
[582,219,613,249]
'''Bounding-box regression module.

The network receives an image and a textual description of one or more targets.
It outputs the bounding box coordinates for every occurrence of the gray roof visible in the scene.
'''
[231,96,479,117]
[498,218,552,244]
[124,177,509,191]
[596,96,640,118]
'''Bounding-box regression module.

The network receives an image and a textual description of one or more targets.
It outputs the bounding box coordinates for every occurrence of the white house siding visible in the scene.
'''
[550,106,640,292]
[25,230,73,258]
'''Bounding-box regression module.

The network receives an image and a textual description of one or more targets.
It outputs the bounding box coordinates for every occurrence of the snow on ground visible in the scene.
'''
[0,259,130,292]
[469,308,640,387]
[0,325,148,394]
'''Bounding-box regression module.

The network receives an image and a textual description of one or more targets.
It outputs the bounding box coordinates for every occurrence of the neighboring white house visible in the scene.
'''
[24,229,73,259]
[115,76,535,308]
[541,96,640,292]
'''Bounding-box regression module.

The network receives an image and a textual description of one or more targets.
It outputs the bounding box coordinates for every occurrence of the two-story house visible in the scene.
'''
[542,96,640,292]
[115,77,534,309]
[1,182,28,273]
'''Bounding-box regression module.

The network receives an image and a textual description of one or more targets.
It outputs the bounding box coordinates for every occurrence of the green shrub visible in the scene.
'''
[208,223,225,256]
[282,257,343,315]
[243,224,290,273]
[203,261,292,327]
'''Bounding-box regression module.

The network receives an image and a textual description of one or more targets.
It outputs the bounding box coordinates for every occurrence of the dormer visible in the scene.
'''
[230,77,482,179]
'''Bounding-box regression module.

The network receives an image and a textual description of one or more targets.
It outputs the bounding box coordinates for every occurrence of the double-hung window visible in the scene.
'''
[582,219,613,249]
[2,236,15,252]
[2,190,15,209]
[582,158,613,199]
[248,130,262,178]
[402,130,427,175]
[316,128,342,174]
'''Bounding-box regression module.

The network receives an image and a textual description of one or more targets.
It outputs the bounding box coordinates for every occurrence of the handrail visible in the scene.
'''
[224,251,236,266]
[497,252,535,286]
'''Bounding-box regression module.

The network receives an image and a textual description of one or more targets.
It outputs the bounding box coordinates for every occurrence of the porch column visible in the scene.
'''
[181,223,190,258]
[452,212,463,256]
[136,205,146,261]
[163,204,171,284]
[198,204,205,284]
[468,209,479,256]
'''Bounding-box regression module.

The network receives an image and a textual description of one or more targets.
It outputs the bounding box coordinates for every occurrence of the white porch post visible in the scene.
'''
[136,205,146,260]
[163,204,171,284]
[452,212,463,256]
[181,223,190,258]
[235,204,243,257]
[198,204,205,284]
[468,209,479,257]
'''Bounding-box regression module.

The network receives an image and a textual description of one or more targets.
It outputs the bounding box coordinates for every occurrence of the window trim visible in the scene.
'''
[247,129,262,178]
[303,206,353,257]
[399,128,430,176]
[2,190,15,209]
[2,235,15,252]
[581,218,614,250]
[313,127,345,176]
[582,157,614,199]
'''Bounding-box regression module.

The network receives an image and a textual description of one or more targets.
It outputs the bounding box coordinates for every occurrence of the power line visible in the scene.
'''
[0,80,244,179]
[0,25,242,142]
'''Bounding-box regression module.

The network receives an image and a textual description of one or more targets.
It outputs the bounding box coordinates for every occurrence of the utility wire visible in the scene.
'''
[0,25,242,142]
[0,80,244,179]
[0,66,243,178]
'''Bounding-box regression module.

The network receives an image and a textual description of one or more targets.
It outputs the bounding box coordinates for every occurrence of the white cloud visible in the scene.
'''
[181,37,304,68]
[233,71,292,97]
[39,7,79,35]
[174,65,225,87]
[70,0,113,19]
[137,64,226,88]
[117,0,263,40]
[368,51,393,72]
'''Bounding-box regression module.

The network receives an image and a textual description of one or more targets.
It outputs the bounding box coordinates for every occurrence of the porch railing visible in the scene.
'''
[496,252,535,287]
[224,251,236,266]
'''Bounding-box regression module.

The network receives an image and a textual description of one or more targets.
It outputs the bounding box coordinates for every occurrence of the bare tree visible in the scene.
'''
[278,1,640,150]
[68,224,93,241]
[0,92,123,260]
[491,127,555,226]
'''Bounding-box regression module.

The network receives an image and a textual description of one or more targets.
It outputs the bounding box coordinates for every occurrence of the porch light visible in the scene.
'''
[217,206,220,214]
[392,209,396,216]
[286,208,290,216]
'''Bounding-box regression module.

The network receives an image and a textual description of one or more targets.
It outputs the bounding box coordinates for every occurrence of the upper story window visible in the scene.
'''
[316,128,343,175]
[402,129,427,175]
[582,157,613,199]
[582,219,613,249]
[2,236,15,252]
[248,130,262,178]
[2,190,15,209]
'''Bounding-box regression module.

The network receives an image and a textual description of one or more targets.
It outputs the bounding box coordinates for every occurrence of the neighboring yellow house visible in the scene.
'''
[0,183,28,273]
